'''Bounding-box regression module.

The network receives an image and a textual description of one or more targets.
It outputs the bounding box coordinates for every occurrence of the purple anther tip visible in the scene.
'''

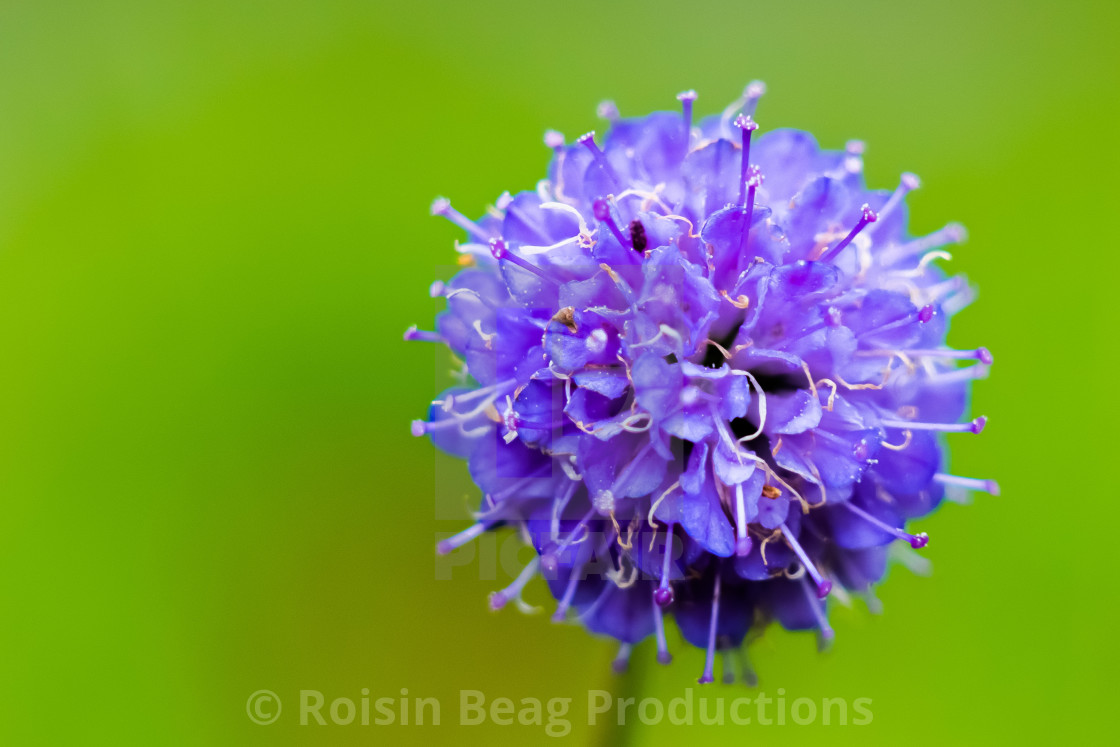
[861,203,879,223]
[735,536,753,558]
[986,480,1002,497]
[403,325,418,341]
[734,113,759,131]
[488,591,508,611]
[976,346,994,365]
[657,652,673,665]
[846,139,866,155]
[745,80,766,97]
[596,101,618,120]
[654,586,674,608]
[947,222,968,243]
[488,237,508,258]
[722,672,736,685]
[817,580,833,599]
[410,419,426,437]
[429,197,450,216]
[971,415,988,434]
[909,532,930,549]
[436,539,453,556]
[543,130,565,149]
[591,198,610,222]
[611,659,629,675]
[428,281,445,298]
[677,89,698,102]
[918,305,934,323]
[901,172,921,190]
[698,674,714,685]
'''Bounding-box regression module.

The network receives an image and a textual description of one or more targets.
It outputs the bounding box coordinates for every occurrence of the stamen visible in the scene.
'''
[440,378,517,411]
[719,81,766,136]
[655,525,675,607]
[437,520,493,555]
[543,129,565,151]
[551,561,585,622]
[652,596,672,664]
[403,325,443,343]
[918,304,934,323]
[779,523,832,598]
[734,114,759,205]
[721,652,736,684]
[800,576,834,640]
[489,238,560,285]
[677,90,697,145]
[734,483,753,557]
[844,502,928,548]
[872,172,920,227]
[843,140,865,174]
[430,197,491,241]
[596,100,619,121]
[860,346,993,365]
[743,80,766,116]
[889,222,967,262]
[541,507,596,573]
[698,571,722,684]
[926,363,990,385]
[489,557,541,610]
[820,204,878,263]
[578,131,619,188]
[612,643,632,674]
[739,167,764,252]
[592,198,630,247]
[880,416,988,434]
[934,473,1001,496]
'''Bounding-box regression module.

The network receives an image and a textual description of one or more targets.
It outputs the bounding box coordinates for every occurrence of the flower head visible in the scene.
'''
[409,84,995,683]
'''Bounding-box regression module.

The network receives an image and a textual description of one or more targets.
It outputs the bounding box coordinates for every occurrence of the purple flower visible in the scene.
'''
[409,83,996,683]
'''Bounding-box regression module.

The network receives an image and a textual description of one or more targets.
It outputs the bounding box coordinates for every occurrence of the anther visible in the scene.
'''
[918,305,934,323]
[430,197,491,241]
[489,237,560,285]
[437,520,493,555]
[677,90,697,144]
[543,130,565,151]
[403,325,443,343]
[880,415,988,434]
[887,346,994,365]
[655,525,675,608]
[597,100,619,121]
[801,576,835,640]
[872,172,920,227]
[844,502,929,549]
[612,643,632,674]
[489,557,541,610]
[934,473,1001,496]
[820,204,878,263]
[592,198,631,247]
[779,523,832,598]
[698,571,722,684]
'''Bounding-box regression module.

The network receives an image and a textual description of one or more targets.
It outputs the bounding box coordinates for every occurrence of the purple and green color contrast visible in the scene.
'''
[408,84,996,684]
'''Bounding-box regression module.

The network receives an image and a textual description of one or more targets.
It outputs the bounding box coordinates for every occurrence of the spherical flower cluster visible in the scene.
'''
[408,83,996,683]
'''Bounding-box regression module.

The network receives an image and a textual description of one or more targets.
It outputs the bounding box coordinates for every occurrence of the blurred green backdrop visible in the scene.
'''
[1,0,1116,744]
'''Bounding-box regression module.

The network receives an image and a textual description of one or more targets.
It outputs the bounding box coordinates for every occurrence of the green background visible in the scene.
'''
[2,0,1115,743]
